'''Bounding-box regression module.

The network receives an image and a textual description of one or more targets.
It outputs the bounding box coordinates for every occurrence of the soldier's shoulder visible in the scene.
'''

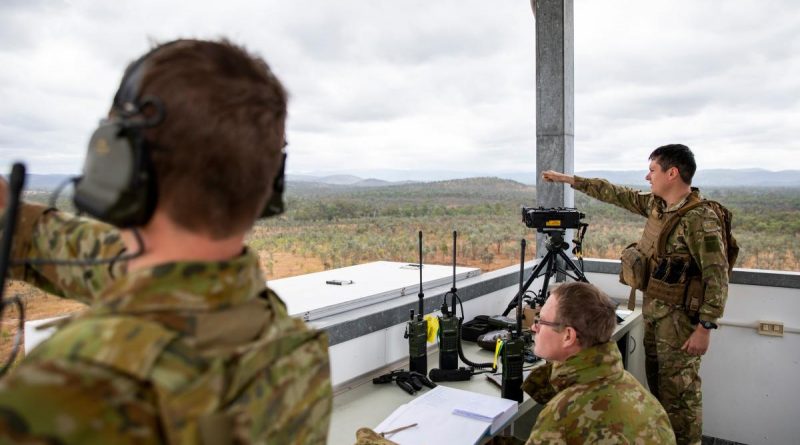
[681,203,723,232]
[29,314,176,380]
[685,202,720,218]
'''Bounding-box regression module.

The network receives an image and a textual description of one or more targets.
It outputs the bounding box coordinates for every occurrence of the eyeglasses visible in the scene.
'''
[534,318,563,330]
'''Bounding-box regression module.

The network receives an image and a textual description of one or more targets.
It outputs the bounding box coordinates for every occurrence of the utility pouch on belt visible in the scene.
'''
[645,255,691,306]
[684,275,704,313]
[619,243,648,310]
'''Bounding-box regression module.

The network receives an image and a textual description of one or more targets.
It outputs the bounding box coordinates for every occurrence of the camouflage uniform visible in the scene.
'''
[523,341,675,445]
[0,203,332,444]
[573,176,730,445]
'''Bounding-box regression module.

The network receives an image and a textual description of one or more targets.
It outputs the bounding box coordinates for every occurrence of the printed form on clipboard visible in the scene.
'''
[374,386,518,444]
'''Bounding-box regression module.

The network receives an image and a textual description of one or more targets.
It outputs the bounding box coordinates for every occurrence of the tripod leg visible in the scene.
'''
[535,252,558,307]
[556,250,590,282]
[502,249,557,316]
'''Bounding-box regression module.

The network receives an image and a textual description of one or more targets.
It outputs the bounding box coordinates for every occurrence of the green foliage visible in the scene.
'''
[251,179,798,273]
[27,178,798,273]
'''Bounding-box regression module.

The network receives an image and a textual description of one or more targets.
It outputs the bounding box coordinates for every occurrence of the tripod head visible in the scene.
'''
[541,229,569,252]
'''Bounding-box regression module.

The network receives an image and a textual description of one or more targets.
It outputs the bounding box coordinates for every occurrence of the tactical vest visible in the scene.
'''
[620,191,705,311]
[28,290,331,445]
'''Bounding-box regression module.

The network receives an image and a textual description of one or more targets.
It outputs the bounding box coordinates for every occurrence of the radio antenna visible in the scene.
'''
[516,238,525,338]
[406,230,428,375]
[417,230,424,320]
[451,230,458,317]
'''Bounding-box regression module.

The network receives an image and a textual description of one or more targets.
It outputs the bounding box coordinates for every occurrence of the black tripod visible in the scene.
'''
[501,229,588,316]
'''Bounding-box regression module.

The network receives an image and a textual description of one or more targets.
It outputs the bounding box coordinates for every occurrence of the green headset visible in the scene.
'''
[73,43,286,228]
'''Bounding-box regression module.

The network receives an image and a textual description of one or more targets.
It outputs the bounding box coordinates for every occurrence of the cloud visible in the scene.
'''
[0,0,798,177]
[572,0,800,170]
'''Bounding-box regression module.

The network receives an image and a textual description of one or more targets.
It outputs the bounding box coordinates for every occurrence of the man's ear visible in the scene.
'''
[562,326,580,348]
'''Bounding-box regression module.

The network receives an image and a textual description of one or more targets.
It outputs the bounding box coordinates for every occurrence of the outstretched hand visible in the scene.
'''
[541,170,575,186]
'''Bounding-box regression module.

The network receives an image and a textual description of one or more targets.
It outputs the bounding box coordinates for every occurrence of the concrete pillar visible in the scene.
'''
[533,0,575,261]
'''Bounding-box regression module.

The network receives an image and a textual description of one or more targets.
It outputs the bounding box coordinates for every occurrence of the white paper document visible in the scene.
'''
[374,386,518,444]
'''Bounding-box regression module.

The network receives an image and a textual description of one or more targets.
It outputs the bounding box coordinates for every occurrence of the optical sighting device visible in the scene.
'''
[522,207,585,231]
[405,231,428,375]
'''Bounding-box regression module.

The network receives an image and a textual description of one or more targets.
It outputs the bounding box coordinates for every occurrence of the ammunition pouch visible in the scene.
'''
[645,254,703,313]
[619,243,648,310]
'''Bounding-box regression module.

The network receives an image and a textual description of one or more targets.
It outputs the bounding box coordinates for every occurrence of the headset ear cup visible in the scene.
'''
[259,153,286,218]
[74,120,156,227]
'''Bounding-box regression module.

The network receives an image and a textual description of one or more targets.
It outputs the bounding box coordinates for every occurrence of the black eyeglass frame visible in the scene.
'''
[534,317,564,330]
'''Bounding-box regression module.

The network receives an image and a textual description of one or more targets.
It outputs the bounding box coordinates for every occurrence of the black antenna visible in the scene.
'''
[451,230,457,316]
[516,238,525,338]
[406,230,428,375]
[417,230,424,321]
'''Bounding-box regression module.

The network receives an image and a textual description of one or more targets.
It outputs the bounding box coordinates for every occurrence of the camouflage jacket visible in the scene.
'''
[573,176,730,323]
[524,342,675,445]
[0,203,332,444]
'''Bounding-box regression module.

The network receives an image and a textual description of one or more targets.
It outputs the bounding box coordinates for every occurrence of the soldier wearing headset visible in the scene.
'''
[0,39,331,444]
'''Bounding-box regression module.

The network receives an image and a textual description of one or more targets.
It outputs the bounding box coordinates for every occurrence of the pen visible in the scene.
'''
[325,279,354,285]
[380,422,418,437]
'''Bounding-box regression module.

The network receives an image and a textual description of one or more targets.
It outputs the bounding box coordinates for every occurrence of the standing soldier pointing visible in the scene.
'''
[543,144,734,445]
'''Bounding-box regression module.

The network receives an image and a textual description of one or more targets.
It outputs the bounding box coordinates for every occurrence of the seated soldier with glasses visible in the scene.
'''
[522,282,676,444]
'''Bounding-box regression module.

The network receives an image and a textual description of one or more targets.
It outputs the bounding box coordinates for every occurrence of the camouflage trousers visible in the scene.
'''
[644,308,703,445]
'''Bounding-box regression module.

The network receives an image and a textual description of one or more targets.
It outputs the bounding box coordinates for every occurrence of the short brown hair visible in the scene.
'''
[138,39,287,238]
[649,143,696,185]
[552,282,617,348]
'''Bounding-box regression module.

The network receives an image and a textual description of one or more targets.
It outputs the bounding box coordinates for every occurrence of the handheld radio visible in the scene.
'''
[501,238,526,402]
[406,231,428,375]
[437,230,460,370]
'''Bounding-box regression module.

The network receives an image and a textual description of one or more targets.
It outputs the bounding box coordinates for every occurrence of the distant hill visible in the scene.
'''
[11,169,800,192]
[287,174,417,187]
[287,177,534,203]
[291,168,800,188]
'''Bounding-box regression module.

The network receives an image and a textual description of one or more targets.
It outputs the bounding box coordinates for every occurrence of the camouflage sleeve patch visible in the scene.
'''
[704,235,721,253]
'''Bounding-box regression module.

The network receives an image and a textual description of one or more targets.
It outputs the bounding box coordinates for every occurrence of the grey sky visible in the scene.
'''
[1,0,798,177]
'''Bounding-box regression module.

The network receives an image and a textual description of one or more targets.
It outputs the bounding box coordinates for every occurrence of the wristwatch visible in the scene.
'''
[699,320,718,330]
